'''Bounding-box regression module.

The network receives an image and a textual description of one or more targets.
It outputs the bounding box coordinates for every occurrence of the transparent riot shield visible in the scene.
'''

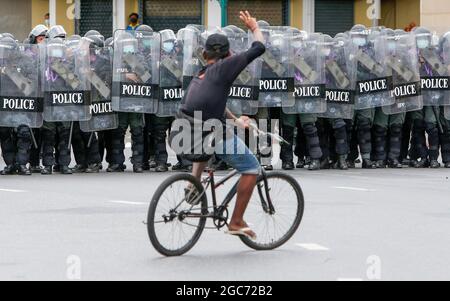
[350,28,395,110]
[0,42,43,128]
[255,26,295,108]
[445,106,450,120]
[283,33,326,114]
[417,31,450,106]
[156,29,184,117]
[181,25,223,90]
[111,29,160,113]
[224,27,261,116]
[80,40,118,132]
[41,38,91,122]
[318,36,357,119]
[382,33,423,115]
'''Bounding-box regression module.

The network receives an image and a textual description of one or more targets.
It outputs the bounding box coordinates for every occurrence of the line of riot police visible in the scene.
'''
[1,22,450,176]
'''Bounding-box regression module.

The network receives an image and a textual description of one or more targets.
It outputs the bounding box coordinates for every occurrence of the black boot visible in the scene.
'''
[155,163,169,172]
[388,158,402,168]
[41,166,53,175]
[86,163,101,173]
[429,159,440,168]
[142,161,151,171]
[30,165,42,173]
[1,165,16,175]
[107,164,125,172]
[60,166,72,175]
[133,163,144,173]
[262,164,273,171]
[282,161,295,170]
[71,164,86,173]
[347,160,356,169]
[308,159,320,171]
[412,158,429,168]
[18,165,32,176]
[336,155,348,170]
[172,161,191,172]
[362,159,376,169]
[296,159,305,169]
[374,160,386,168]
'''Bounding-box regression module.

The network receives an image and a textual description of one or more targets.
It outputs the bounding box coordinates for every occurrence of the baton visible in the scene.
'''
[68,121,74,151]
[29,127,38,149]
[432,106,444,134]
[87,132,95,148]
[248,122,290,145]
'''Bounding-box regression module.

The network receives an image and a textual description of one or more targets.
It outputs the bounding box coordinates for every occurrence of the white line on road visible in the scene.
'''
[0,188,27,193]
[337,278,363,281]
[296,243,329,251]
[125,142,132,149]
[332,186,375,192]
[108,200,147,206]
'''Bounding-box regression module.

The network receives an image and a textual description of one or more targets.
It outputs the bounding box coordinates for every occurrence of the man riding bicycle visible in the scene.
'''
[177,11,265,240]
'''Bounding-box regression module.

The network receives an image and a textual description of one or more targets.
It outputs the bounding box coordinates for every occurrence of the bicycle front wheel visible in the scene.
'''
[240,172,304,250]
[147,173,208,256]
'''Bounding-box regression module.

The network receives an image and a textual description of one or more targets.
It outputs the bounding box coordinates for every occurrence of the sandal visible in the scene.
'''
[225,227,257,240]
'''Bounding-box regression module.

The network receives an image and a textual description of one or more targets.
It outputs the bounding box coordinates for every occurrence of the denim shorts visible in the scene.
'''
[214,134,261,175]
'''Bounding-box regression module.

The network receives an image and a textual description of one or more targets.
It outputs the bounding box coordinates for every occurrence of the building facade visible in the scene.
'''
[0,0,444,41]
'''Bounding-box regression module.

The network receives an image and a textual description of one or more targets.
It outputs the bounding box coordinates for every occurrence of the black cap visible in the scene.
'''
[205,33,230,55]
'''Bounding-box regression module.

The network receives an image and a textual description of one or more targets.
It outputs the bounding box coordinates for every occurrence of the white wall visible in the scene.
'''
[421,0,450,34]
[207,0,221,27]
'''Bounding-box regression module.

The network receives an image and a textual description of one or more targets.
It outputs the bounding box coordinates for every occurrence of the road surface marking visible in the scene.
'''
[332,186,375,192]
[337,278,363,281]
[296,243,329,251]
[0,188,27,193]
[125,142,132,148]
[108,200,146,206]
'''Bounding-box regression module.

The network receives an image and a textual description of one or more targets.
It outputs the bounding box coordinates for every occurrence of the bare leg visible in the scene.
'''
[192,161,208,181]
[228,174,257,237]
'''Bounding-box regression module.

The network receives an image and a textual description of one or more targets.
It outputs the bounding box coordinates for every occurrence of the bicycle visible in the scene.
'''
[147,166,304,256]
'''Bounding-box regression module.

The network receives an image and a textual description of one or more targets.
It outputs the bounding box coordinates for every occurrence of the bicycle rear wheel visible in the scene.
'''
[147,173,208,256]
[240,172,304,250]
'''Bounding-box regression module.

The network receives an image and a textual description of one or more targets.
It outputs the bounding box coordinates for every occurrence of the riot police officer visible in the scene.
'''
[40,25,73,174]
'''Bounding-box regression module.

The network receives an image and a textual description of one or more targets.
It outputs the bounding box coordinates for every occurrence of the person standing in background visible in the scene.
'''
[126,13,140,31]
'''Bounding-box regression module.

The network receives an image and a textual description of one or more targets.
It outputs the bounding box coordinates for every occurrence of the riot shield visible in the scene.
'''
[255,26,295,108]
[318,35,357,119]
[80,40,118,132]
[224,26,261,116]
[0,41,43,128]
[283,32,327,114]
[382,32,423,115]
[156,29,184,117]
[111,29,160,113]
[415,28,450,106]
[445,106,450,120]
[41,37,91,122]
[350,26,395,109]
[181,25,223,90]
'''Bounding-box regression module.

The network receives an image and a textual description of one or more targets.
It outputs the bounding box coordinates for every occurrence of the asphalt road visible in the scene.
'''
[1,155,450,281]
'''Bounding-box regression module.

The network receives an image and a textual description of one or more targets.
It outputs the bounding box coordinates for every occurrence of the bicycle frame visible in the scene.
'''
[183,168,275,230]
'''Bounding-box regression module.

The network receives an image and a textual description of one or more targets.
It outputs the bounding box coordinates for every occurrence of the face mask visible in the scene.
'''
[417,39,429,49]
[142,39,152,48]
[291,41,302,49]
[130,18,138,24]
[123,45,134,54]
[44,19,50,26]
[352,37,366,47]
[51,48,63,58]
[163,41,174,53]
[388,42,396,51]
